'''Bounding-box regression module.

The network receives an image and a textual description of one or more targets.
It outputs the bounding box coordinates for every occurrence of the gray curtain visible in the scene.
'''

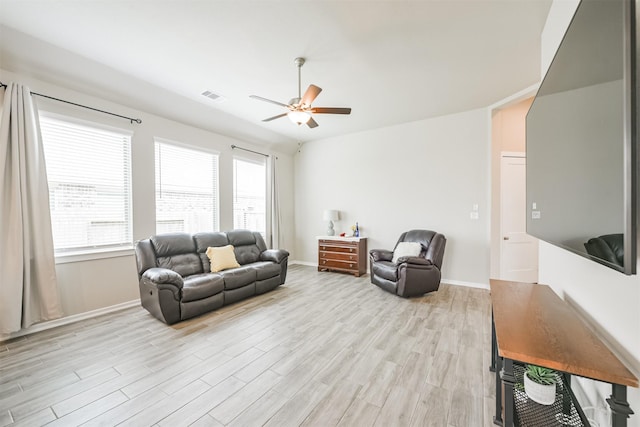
[0,82,63,334]
[269,155,283,249]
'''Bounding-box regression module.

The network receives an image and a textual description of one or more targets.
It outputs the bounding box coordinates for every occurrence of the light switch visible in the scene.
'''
[532,202,537,209]
[472,204,479,211]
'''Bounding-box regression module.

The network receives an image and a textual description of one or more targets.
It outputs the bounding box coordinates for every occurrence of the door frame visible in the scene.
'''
[498,151,538,281]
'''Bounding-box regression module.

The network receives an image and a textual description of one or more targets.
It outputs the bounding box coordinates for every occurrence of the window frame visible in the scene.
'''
[154,138,221,235]
[39,112,134,262]
[232,153,268,239]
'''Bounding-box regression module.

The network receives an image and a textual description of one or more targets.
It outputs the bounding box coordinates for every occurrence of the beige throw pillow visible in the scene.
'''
[206,245,241,272]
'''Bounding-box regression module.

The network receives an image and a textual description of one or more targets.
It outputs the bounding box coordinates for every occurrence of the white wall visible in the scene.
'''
[540,2,640,424]
[0,68,295,329]
[294,108,490,287]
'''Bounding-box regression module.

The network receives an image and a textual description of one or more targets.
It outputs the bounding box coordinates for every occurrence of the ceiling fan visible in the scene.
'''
[250,57,352,128]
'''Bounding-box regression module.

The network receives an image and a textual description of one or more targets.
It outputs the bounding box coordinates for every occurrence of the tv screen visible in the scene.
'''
[526,0,636,274]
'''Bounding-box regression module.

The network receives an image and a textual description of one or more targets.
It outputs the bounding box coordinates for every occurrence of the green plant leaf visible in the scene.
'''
[525,364,557,385]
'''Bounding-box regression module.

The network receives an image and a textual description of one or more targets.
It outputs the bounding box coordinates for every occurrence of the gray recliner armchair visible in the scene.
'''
[369,229,446,297]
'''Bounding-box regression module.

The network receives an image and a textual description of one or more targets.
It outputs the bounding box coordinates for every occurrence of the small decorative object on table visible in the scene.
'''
[524,364,557,405]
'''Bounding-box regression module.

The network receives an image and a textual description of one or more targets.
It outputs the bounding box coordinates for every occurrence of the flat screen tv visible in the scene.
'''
[526,0,637,274]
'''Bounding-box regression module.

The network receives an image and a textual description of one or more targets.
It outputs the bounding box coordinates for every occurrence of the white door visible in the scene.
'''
[500,154,538,282]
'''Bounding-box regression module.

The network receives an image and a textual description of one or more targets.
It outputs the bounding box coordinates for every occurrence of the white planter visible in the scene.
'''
[524,372,556,405]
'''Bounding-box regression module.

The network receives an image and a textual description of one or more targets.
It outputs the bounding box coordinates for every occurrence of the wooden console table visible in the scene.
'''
[490,279,638,427]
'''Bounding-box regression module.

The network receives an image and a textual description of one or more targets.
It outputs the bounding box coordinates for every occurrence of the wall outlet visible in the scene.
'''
[470,212,479,220]
[532,211,541,219]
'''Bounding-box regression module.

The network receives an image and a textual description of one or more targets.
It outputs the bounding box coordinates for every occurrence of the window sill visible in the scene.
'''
[55,246,134,264]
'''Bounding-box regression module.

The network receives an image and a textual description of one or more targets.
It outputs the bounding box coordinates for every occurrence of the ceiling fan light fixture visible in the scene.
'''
[288,110,311,125]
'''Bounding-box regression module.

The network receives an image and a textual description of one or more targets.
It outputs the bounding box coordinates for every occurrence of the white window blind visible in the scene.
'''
[155,141,219,234]
[233,156,266,237]
[40,116,132,253]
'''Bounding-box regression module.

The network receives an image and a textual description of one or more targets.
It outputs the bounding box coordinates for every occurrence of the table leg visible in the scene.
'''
[607,384,633,427]
[490,310,496,373]
[501,358,516,427]
[494,351,503,426]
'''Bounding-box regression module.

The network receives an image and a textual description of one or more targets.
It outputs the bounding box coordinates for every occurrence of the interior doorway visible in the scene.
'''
[490,95,538,282]
[500,153,538,282]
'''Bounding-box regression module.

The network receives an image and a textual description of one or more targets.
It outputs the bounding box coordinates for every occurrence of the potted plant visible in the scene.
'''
[524,364,557,405]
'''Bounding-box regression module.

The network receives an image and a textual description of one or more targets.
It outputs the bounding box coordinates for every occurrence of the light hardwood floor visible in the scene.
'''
[0,265,496,427]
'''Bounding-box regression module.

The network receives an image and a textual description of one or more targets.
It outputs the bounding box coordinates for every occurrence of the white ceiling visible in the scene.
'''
[0,1,551,153]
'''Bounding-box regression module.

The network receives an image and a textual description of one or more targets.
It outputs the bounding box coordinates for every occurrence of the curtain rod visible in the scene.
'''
[231,144,270,157]
[0,82,142,124]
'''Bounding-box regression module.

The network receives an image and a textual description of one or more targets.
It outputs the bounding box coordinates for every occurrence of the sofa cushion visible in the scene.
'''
[182,273,224,302]
[152,233,196,256]
[152,233,203,277]
[372,260,398,282]
[157,253,202,278]
[234,245,261,265]
[248,261,282,281]
[228,230,261,264]
[219,265,257,290]
[206,245,241,272]
[194,232,230,272]
[227,229,256,246]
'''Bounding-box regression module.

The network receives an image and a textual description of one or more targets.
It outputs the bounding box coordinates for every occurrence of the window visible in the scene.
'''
[233,156,266,236]
[155,141,219,234]
[40,115,132,254]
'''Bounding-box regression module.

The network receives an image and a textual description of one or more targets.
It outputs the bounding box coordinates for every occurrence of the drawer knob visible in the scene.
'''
[323,260,326,264]
[350,248,354,252]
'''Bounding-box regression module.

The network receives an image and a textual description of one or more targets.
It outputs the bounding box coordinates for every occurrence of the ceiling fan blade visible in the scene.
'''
[301,84,322,106]
[250,95,290,108]
[310,107,352,115]
[262,113,288,122]
[307,117,319,128]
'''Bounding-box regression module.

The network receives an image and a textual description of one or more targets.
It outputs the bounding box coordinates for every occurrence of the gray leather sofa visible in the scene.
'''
[134,230,289,324]
[369,229,446,298]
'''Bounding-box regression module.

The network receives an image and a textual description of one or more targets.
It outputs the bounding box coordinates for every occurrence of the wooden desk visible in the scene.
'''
[490,279,638,427]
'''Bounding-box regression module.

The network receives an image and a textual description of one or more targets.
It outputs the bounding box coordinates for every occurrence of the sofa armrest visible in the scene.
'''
[370,249,393,262]
[142,268,184,288]
[260,249,290,264]
[398,256,433,266]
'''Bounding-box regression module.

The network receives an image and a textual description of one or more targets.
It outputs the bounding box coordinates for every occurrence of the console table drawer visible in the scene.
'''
[319,251,358,262]
[318,258,358,270]
[318,244,358,254]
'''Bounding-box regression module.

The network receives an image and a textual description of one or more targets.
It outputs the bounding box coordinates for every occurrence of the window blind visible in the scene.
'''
[39,116,132,253]
[155,141,219,234]
[233,156,266,237]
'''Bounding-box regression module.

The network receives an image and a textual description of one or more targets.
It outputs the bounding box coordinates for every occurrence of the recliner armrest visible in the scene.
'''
[370,249,393,262]
[260,249,290,264]
[398,256,433,266]
[142,268,184,288]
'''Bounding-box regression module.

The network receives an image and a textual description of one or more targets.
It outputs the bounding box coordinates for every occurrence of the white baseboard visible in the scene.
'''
[289,260,316,267]
[290,261,489,290]
[0,299,141,343]
[441,278,490,290]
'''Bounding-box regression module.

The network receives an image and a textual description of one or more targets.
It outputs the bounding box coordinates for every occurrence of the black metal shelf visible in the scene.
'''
[513,364,590,427]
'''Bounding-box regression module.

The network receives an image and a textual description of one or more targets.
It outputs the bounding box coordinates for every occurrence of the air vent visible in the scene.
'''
[201,90,226,103]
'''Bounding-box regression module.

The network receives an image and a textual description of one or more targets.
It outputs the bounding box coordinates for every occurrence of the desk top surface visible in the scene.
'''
[490,279,638,387]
